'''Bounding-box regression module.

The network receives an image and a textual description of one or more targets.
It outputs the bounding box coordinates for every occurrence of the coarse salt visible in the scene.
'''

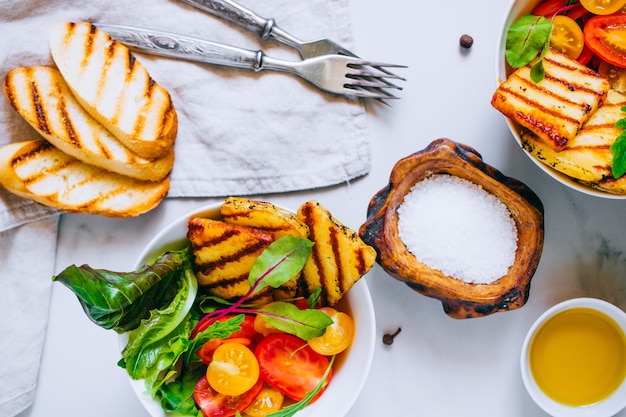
[397,174,518,284]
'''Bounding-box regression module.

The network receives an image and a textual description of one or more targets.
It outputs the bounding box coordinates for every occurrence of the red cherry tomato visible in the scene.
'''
[584,14,626,68]
[196,315,262,364]
[254,333,332,402]
[533,0,568,16]
[193,375,263,417]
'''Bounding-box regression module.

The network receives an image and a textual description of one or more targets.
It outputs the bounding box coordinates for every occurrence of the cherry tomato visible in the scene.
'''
[599,60,626,92]
[308,307,354,356]
[577,44,595,65]
[580,0,626,15]
[253,313,285,337]
[243,384,285,417]
[194,375,263,417]
[207,342,260,396]
[255,333,332,401]
[196,315,262,364]
[584,14,626,68]
[533,0,567,16]
[551,15,585,60]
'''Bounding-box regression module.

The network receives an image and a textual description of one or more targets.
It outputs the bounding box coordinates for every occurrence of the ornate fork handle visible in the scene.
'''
[100,24,265,70]
[177,0,303,50]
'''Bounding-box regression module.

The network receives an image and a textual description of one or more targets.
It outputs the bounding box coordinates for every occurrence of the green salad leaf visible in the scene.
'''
[259,301,332,341]
[53,248,190,332]
[505,14,553,82]
[611,106,626,178]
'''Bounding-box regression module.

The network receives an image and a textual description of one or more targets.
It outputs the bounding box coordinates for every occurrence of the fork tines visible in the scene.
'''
[344,61,407,100]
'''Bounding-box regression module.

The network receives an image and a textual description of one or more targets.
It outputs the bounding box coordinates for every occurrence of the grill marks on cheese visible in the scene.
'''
[3,66,174,181]
[0,139,169,217]
[491,49,610,151]
[50,22,177,159]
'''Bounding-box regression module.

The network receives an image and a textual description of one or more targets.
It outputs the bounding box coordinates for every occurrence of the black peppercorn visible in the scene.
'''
[460,34,474,49]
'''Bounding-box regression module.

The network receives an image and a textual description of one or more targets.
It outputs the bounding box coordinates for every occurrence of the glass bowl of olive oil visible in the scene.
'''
[521,298,626,417]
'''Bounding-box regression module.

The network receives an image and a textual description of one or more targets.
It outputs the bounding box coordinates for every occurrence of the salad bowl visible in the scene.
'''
[495,0,626,199]
[124,202,377,417]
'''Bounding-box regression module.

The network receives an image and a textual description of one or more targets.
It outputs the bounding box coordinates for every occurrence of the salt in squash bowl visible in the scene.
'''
[359,139,545,319]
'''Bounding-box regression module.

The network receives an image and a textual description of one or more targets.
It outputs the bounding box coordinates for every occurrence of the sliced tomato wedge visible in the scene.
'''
[196,315,262,364]
[584,14,626,68]
[255,333,332,402]
[194,375,263,417]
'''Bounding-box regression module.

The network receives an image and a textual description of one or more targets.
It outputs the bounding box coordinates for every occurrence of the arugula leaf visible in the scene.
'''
[53,248,190,332]
[611,106,626,178]
[248,235,314,294]
[260,302,333,341]
[505,14,553,73]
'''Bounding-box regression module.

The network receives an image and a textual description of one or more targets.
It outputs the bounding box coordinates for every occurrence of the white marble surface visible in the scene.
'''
[17,0,626,416]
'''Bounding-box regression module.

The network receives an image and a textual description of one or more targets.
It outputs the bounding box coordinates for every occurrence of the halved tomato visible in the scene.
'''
[308,307,354,356]
[193,375,263,417]
[580,0,626,15]
[255,333,332,402]
[584,14,626,68]
[599,60,626,92]
[207,342,260,396]
[551,15,585,60]
[243,384,285,417]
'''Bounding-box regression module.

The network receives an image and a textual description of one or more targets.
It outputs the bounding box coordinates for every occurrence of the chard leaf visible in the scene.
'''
[53,248,190,332]
[248,235,314,294]
[260,302,332,341]
[611,106,626,178]
[120,260,197,380]
[505,14,553,69]
[184,315,244,367]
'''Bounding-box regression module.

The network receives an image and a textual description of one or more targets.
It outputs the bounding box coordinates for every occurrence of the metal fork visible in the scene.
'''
[175,0,406,98]
[95,23,402,100]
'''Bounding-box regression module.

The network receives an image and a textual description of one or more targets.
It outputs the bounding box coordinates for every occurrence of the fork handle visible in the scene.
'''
[177,0,303,51]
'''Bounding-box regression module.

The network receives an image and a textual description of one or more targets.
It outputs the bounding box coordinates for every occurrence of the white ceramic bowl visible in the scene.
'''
[521,298,626,417]
[495,0,626,199]
[125,202,376,417]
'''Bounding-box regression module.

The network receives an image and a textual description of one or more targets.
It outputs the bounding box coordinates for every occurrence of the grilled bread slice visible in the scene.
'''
[4,66,174,182]
[0,139,169,216]
[520,89,626,194]
[220,197,310,299]
[492,49,610,151]
[187,217,274,303]
[297,200,376,306]
[49,21,177,160]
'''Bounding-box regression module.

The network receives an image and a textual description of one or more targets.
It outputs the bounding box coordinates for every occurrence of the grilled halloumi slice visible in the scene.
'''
[49,22,177,160]
[4,66,174,182]
[220,197,310,299]
[520,89,626,194]
[0,139,169,216]
[297,200,376,306]
[492,49,610,151]
[187,217,275,303]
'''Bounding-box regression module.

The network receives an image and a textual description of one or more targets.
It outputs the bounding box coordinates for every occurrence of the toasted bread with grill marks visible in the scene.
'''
[49,21,177,160]
[492,49,610,151]
[0,139,169,216]
[220,197,310,300]
[187,217,274,303]
[4,66,174,182]
[297,200,376,306]
[520,89,626,194]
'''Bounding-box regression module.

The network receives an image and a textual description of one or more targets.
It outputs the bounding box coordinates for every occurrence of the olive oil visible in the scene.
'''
[529,307,626,406]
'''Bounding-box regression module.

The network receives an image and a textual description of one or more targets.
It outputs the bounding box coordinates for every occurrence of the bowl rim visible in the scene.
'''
[124,201,377,417]
[495,0,626,200]
[520,297,626,417]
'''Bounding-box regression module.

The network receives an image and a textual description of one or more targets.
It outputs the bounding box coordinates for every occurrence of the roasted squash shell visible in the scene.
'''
[359,139,545,319]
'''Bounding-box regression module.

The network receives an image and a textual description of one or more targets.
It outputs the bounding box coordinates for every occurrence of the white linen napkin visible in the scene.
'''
[0,0,369,415]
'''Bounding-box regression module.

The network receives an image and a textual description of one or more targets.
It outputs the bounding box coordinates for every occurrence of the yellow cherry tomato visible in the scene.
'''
[599,61,626,93]
[580,0,626,14]
[243,384,284,417]
[550,15,585,60]
[207,342,260,396]
[308,307,354,356]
